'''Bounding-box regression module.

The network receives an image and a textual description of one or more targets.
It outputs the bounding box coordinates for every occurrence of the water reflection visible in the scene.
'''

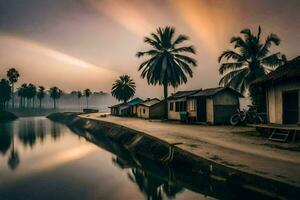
[0,117,299,200]
[0,123,12,155]
[0,117,63,170]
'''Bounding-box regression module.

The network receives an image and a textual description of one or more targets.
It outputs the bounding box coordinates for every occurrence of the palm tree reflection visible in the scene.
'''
[8,134,20,170]
[0,123,12,155]
[0,118,64,170]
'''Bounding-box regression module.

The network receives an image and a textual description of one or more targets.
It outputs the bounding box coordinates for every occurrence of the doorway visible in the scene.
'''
[197,97,207,122]
[282,90,299,124]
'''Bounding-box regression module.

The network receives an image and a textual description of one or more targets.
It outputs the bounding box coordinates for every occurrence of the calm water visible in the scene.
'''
[0,117,210,200]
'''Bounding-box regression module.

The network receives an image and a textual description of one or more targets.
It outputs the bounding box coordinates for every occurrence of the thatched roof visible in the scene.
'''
[254,56,300,84]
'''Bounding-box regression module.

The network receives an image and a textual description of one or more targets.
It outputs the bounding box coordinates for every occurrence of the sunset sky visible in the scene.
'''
[0,0,299,98]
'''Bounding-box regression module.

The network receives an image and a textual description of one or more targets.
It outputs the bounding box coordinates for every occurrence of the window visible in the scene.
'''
[189,100,196,111]
[143,108,146,114]
[169,102,174,111]
[175,101,187,112]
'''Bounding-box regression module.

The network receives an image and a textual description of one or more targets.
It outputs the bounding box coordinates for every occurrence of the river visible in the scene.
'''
[0,117,211,200]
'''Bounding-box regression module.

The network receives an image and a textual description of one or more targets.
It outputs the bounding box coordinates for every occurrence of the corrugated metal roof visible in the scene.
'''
[168,89,202,100]
[189,87,243,97]
[254,56,300,84]
[140,98,161,107]
[128,97,144,106]
[109,102,127,108]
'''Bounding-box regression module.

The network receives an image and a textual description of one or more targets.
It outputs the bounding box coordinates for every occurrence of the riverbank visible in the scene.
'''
[47,112,300,198]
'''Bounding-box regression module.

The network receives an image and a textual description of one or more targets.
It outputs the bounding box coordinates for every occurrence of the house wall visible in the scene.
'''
[212,92,240,124]
[149,102,165,119]
[206,97,214,124]
[213,92,239,105]
[137,105,149,118]
[267,82,300,124]
[168,99,182,120]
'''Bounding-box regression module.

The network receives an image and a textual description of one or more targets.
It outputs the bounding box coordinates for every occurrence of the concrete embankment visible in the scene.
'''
[0,110,18,121]
[47,112,300,199]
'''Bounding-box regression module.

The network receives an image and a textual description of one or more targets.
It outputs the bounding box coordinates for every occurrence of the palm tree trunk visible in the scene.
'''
[78,98,80,109]
[54,98,56,109]
[163,83,168,119]
[39,99,42,109]
[86,98,89,109]
[12,83,14,108]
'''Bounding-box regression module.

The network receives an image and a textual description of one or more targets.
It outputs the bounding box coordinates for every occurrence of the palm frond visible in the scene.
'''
[219,62,245,75]
[259,33,280,58]
[144,37,161,50]
[171,46,195,54]
[136,50,159,58]
[172,34,189,46]
[218,50,244,63]
[173,54,197,66]
[261,53,283,68]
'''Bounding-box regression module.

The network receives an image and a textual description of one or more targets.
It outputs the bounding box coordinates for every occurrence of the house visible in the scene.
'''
[109,98,144,116]
[254,56,300,125]
[167,87,242,124]
[188,87,243,124]
[127,98,144,116]
[167,89,202,120]
[137,98,165,119]
[109,102,129,116]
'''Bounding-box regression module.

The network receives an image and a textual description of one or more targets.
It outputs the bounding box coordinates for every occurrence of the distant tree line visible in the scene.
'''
[0,68,96,110]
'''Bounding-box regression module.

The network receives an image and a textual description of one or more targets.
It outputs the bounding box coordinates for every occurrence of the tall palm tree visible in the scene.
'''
[27,83,37,108]
[49,86,63,109]
[84,89,92,108]
[77,91,82,109]
[17,84,27,108]
[37,86,46,109]
[137,26,196,117]
[0,79,11,110]
[218,26,285,109]
[6,68,20,108]
[111,75,136,103]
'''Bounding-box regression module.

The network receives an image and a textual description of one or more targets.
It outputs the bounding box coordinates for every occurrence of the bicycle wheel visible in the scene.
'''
[230,114,241,126]
[255,116,264,124]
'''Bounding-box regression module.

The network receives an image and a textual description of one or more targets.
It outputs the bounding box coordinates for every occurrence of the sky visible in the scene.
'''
[0,0,299,98]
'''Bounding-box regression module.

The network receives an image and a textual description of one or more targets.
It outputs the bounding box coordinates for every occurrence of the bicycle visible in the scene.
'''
[230,105,264,125]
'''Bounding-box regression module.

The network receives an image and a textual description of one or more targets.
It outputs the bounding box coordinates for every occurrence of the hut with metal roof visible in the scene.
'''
[254,56,300,125]
[188,87,242,124]
[127,97,144,116]
[167,89,202,120]
[136,98,165,119]
[109,97,144,116]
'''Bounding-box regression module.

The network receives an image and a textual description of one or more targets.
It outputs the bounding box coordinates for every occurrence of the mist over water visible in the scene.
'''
[8,92,118,115]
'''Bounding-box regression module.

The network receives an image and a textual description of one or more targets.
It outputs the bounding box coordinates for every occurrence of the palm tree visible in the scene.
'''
[111,75,136,103]
[77,91,82,109]
[27,83,37,108]
[7,68,20,108]
[84,89,92,108]
[218,26,285,109]
[17,84,27,108]
[37,86,46,109]
[0,79,11,110]
[49,86,63,109]
[136,26,196,117]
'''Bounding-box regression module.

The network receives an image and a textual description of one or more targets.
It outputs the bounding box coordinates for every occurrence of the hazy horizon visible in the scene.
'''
[0,0,299,98]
